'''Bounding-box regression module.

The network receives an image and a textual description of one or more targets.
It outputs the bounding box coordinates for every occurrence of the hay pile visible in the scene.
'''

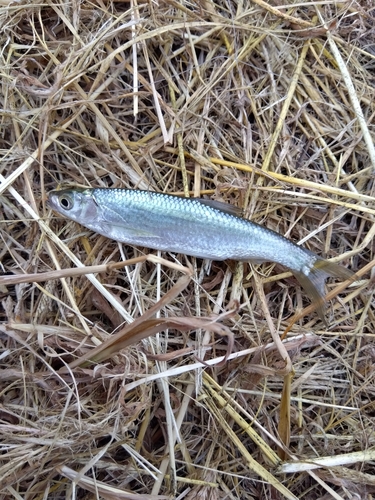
[0,0,374,498]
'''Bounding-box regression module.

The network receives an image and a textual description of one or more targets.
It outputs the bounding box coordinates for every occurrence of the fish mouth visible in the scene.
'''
[46,193,55,210]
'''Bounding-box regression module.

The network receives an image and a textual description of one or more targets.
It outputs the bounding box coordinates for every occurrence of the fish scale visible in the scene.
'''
[90,189,306,266]
[48,187,354,322]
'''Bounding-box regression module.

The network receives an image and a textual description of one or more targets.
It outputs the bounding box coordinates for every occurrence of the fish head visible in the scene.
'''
[47,188,100,223]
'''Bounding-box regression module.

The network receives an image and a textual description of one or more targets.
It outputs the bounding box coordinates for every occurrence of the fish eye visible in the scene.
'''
[58,194,74,210]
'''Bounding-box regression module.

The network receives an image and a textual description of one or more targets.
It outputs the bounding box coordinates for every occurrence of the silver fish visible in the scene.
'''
[48,187,354,321]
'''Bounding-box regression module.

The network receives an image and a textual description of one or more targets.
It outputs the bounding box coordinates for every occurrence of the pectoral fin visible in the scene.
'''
[97,205,161,239]
[99,221,161,239]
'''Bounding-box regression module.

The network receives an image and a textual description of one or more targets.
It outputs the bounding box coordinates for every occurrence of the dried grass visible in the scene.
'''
[0,0,374,498]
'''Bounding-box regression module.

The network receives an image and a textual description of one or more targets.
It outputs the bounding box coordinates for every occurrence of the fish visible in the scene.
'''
[47,187,354,321]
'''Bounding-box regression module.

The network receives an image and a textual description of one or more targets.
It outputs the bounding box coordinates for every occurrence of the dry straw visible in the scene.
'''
[0,0,374,499]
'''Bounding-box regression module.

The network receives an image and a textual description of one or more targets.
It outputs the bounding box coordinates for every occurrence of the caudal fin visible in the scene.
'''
[294,259,355,323]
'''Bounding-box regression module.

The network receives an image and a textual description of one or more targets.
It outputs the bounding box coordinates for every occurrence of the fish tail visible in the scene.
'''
[294,259,354,323]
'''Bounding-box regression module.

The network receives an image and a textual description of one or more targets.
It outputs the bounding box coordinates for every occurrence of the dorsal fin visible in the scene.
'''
[196,198,243,217]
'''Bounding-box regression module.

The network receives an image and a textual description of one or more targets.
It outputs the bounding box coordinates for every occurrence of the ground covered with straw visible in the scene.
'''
[0,0,374,499]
